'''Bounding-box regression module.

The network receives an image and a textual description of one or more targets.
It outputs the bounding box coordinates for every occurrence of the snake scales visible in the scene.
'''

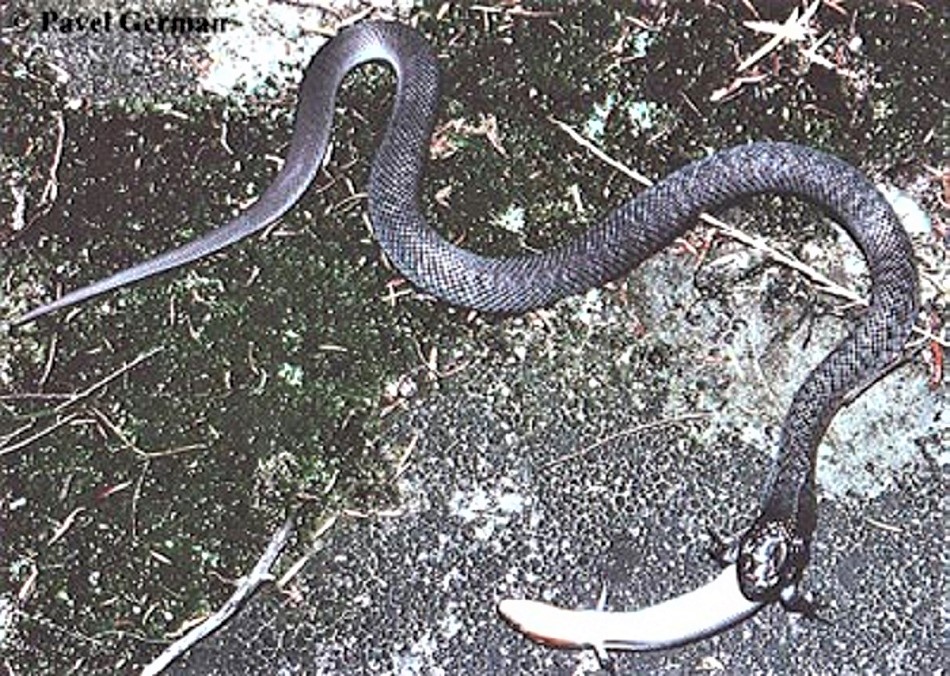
[12,21,919,650]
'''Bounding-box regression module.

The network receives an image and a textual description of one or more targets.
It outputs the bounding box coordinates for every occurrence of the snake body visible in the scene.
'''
[12,21,919,651]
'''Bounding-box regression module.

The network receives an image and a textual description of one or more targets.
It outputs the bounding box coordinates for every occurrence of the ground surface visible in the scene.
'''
[0,2,946,674]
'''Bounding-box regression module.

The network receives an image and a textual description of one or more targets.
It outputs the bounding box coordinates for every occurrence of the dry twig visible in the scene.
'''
[546,413,711,467]
[53,347,164,414]
[0,347,163,456]
[140,513,297,676]
[0,412,79,457]
[738,1,821,72]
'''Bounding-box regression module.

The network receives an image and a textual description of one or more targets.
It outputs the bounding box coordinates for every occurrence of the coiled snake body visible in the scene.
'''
[12,21,919,654]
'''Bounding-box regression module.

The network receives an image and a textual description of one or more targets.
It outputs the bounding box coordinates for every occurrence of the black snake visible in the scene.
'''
[11,21,919,655]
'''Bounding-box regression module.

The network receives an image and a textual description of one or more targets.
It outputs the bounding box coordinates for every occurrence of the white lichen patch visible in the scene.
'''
[585,92,617,140]
[448,482,527,541]
[491,204,526,235]
[880,184,933,237]
[277,362,304,387]
[201,0,413,97]
[819,373,942,500]
[648,254,936,501]
[390,630,446,676]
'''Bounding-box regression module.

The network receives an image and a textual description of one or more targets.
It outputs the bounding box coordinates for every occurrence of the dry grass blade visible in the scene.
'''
[140,513,297,676]
[0,412,79,457]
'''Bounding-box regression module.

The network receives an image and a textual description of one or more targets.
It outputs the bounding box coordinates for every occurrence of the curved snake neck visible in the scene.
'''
[14,22,918,606]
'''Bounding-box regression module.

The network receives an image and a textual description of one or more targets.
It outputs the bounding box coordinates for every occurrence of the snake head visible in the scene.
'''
[736,519,809,604]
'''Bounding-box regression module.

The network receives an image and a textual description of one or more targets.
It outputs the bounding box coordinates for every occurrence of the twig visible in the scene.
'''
[48,506,86,546]
[0,392,72,401]
[130,460,151,538]
[54,347,163,414]
[90,407,207,460]
[140,512,297,676]
[276,513,338,588]
[470,4,560,18]
[25,110,66,231]
[337,6,374,29]
[218,108,234,155]
[1,420,35,446]
[865,516,903,534]
[0,412,79,457]
[38,331,58,390]
[11,607,104,646]
[0,348,165,456]
[41,112,65,205]
[738,1,820,72]
[545,412,711,467]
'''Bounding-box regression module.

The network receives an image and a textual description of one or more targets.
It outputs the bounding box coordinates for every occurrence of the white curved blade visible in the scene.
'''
[498,564,765,652]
